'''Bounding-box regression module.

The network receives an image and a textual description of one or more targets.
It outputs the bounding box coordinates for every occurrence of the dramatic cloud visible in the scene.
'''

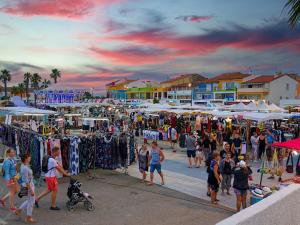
[0,0,122,19]
[89,46,177,65]
[175,15,213,23]
[102,21,300,59]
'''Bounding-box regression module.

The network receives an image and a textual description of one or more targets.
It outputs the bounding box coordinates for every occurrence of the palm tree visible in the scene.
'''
[10,86,19,97]
[50,68,61,84]
[285,0,300,27]
[23,72,32,102]
[31,73,42,106]
[0,69,11,98]
[41,79,51,89]
[18,83,25,99]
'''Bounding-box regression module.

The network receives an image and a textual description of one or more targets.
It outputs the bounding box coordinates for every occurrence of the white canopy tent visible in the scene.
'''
[236,112,290,122]
[268,103,286,112]
[0,107,57,116]
[228,102,248,111]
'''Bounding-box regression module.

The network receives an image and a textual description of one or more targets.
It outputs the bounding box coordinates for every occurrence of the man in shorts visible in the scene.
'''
[35,147,70,210]
[185,133,196,168]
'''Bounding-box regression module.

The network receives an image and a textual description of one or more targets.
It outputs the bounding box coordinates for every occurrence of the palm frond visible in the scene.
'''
[285,0,300,28]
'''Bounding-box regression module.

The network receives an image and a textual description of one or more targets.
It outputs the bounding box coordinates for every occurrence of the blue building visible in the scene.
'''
[193,83,214,100]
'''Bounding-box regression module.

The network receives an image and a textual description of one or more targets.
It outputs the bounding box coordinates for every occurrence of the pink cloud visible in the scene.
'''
[176,15,213,23]
[101,21,300,58]
[59,70,132,89]
[0,0,122,19]
[89,46,178,65]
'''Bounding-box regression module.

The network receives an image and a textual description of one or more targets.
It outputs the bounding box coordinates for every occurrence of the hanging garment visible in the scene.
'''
[30,136,41,178]
[119,135,128,167]
[179,134,187,148]
[61,138,70,171]
[70,137,81,175]
[129,134,136,164]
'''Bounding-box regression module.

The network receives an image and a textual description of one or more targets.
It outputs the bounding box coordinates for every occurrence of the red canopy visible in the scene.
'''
[272,138,300,152]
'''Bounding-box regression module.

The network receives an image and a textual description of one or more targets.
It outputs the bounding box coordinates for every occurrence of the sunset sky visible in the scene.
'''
[0,0,300,92]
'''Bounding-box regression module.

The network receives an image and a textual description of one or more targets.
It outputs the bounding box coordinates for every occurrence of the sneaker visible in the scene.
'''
[10,207,17,212]
[267,176,275,180]
[50,206,60,211]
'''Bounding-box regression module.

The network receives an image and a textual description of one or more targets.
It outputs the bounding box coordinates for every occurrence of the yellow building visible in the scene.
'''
[126,80,160,100]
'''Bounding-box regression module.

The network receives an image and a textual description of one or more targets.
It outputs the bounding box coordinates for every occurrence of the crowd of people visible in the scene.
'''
[134,112,297,212]
[0,147,70,223]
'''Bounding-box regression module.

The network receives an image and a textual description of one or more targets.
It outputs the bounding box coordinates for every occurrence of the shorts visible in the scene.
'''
[234,188,247,196]
[209,184,219,192]
[4,179,15,188]
[150,164,162,173]
[45,177,58,191]
[187,150,196,158]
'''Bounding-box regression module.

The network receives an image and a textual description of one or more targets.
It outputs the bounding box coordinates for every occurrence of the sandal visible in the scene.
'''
[25,218,37,224]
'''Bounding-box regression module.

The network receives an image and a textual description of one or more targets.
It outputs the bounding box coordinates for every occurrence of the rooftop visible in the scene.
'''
[242,75,277,84]
[205,72,250,83]
[242,74,300,84]
[160,73,207,84]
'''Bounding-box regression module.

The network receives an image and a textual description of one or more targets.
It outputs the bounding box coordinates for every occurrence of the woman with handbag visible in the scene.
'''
[15,153,36,223]
[0,149,19,211]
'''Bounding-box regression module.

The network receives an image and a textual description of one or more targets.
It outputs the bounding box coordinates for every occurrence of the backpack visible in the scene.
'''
[42,155,53,173]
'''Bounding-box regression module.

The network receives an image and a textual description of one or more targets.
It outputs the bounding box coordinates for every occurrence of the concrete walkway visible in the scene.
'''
[128,139,294,210]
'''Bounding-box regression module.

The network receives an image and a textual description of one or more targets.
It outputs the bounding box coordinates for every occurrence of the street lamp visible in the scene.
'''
[188,83,192,106]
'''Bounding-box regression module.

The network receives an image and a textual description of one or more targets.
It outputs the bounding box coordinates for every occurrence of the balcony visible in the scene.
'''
[167,90,192,96]
[213,88,237,93]
[237,87,269,93]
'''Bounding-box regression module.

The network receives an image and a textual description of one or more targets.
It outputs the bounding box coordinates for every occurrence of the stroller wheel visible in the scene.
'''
[66,201,74,211]
[84,201,95,211]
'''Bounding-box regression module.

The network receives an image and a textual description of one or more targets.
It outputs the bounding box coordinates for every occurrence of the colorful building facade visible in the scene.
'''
[193,72,251,101]
[106,79,137,99]
[159,74,207,103]
[126,80,160,100]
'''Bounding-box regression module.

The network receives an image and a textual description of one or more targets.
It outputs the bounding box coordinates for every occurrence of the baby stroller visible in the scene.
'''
[66,178,95,211]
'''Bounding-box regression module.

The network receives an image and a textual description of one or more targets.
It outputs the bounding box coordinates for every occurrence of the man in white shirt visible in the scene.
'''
[35,147,70,210]
[170,127,177,152]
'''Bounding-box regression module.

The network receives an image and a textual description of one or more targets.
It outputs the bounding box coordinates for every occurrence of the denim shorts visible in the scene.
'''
[187,150,196,158]
[150,164,162,173]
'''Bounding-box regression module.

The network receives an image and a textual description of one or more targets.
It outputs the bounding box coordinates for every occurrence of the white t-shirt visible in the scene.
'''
[45,158,58,178]
[171,128,177,140]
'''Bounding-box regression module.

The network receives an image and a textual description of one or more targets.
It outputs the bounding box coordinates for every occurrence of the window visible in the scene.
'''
[286,83,289,90]
[226,82,235,90]
[280,96,282,100]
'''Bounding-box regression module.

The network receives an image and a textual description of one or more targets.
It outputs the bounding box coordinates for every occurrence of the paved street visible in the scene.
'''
[0,170,232,225]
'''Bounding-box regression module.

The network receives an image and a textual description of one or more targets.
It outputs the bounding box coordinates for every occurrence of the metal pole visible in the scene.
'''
[191,88,193,106]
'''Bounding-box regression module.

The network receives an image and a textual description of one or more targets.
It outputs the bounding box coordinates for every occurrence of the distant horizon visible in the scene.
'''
[1,0,300,90]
